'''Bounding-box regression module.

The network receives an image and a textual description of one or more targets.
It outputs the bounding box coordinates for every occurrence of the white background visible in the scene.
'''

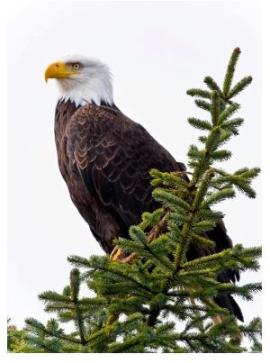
[7,0,261,333]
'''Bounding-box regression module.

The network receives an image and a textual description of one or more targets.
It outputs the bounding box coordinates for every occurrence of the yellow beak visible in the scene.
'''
[44,61,75,82]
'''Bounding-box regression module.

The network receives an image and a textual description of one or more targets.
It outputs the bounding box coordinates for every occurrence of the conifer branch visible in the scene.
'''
[223,47,241,97]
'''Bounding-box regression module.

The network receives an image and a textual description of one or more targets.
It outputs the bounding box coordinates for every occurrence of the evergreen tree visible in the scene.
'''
[8,48,261,353]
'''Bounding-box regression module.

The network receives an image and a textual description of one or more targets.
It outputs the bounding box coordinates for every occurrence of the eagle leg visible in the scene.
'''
[110,213,168,263]
[110,246,125,261]
[110,246,137,263]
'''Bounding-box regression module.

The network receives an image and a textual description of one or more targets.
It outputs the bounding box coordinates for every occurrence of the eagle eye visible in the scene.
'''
[72,63,80,70]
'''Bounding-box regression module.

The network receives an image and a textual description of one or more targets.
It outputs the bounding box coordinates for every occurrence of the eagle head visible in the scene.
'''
[44,56,113,106]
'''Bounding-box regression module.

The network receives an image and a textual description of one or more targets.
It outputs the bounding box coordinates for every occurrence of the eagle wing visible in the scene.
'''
[66,104,181,231]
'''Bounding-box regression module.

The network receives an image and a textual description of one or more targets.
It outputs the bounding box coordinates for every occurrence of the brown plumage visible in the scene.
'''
[55,100,181,253]
[54,99,243,321]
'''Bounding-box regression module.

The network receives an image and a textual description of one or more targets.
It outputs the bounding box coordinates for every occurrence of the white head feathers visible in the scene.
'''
[56,56,114,107]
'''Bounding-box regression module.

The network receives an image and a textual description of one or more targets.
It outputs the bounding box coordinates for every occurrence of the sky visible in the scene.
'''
[7,1,261,329]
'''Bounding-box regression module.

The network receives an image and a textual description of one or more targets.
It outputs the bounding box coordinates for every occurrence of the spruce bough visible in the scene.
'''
[9,48,261,353]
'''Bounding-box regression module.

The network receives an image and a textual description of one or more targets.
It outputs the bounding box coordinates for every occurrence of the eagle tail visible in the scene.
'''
[213,293,244,322]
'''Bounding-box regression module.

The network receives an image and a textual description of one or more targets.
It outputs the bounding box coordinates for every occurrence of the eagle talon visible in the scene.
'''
[110,247,137,263]
[122,252,137,263]
[110,247,125,262]
[109,246,119,260]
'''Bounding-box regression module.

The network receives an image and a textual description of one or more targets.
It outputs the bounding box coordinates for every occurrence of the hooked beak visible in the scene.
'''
[44,61,75,82]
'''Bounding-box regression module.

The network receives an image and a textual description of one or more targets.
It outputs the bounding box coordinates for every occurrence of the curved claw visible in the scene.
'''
[110,246,137,263]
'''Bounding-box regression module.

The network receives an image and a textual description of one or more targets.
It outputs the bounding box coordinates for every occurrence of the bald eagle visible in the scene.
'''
[45,56,243,321]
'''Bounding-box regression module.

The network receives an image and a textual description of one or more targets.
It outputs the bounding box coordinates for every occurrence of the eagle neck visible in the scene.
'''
[57,74,114,107]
